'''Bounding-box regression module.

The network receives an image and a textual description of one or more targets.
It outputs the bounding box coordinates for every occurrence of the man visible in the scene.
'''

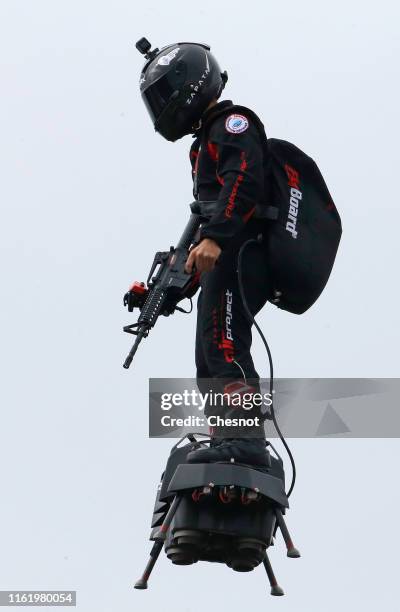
[137,39,272,466]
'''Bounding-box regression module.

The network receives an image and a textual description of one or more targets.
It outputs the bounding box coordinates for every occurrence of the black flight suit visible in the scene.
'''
[189,100,273,442]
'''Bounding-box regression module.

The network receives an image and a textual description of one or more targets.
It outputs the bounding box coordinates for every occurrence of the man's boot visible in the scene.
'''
[187,438,270,466]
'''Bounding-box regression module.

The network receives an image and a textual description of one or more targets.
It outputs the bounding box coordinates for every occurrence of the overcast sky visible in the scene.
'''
[1,1,399,610]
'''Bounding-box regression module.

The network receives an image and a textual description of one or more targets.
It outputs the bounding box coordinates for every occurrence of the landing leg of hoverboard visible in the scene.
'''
[263,551,284,596]
[134,496,181,589]
[275,508,301,558]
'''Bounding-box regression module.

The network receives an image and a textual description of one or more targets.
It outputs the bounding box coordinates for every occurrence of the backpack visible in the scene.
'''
[204,104,342,315]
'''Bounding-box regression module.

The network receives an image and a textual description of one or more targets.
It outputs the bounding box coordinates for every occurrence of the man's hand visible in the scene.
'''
[185,238,221,274]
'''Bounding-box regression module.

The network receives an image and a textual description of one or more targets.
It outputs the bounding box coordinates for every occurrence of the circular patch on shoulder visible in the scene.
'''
[225,114,249,134]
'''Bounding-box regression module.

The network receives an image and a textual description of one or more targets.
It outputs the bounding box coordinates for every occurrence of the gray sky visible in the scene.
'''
[1,1,399,610]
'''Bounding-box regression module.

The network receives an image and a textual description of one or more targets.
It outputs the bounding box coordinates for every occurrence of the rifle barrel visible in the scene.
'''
[123,328,147,369]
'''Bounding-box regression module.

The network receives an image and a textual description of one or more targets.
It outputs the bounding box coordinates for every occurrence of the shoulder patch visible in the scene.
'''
[225,114,249,134]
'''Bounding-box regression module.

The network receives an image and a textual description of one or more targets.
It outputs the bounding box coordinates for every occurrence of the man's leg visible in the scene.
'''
[190,224,273,465]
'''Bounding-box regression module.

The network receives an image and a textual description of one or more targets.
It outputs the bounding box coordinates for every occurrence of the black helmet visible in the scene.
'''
[136,37,228,142]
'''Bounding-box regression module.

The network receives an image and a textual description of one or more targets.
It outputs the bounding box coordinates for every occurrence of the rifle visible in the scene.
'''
[122,206,204,369]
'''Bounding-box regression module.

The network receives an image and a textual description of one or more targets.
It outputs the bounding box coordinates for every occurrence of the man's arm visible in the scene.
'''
[199,112,265,250]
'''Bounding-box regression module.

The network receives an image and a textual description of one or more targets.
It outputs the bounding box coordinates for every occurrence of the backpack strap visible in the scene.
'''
[191,199,279,221]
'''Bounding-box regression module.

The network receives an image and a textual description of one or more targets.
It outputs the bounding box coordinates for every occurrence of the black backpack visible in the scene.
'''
[204,104,342,315]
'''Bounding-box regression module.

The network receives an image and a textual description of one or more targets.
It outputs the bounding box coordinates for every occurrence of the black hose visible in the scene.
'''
[237,237,296,498]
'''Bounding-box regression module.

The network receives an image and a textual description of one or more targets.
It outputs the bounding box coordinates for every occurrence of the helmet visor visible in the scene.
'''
[141,73,180,123]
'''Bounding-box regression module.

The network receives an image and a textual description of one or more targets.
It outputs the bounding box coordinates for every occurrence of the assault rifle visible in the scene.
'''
[122,204,206,369]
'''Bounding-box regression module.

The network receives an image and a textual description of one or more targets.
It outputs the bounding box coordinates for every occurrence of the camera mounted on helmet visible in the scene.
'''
[136,36,228,142]
[135,37,159,61]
